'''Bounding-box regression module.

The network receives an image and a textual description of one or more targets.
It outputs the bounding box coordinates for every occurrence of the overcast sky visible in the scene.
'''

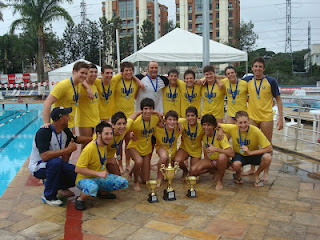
[1,0,319,53]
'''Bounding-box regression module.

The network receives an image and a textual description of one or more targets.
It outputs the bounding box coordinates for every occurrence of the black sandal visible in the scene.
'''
[75,197,86,210]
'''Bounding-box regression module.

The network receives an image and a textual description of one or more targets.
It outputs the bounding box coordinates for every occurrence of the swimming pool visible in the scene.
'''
[0,103,43,197]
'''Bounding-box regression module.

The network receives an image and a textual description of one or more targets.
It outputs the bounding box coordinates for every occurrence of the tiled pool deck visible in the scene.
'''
[1,132,320,240]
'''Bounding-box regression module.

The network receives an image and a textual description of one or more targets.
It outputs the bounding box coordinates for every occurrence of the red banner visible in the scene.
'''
[23,73,30,83]
[8,74,15,84]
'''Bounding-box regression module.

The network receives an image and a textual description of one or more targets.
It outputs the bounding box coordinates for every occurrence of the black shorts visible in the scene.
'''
[231,153,262,166]
[152,135,156,145]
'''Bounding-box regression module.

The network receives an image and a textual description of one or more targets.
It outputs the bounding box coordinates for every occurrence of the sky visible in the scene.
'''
[1,0,320,53]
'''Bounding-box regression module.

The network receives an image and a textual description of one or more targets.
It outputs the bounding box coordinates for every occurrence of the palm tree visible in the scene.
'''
[9,0,73,82]
[0,1,7,21]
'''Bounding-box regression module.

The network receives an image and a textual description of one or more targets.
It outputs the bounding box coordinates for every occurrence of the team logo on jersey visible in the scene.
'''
[102,90,113,98]
[166,92,177,99]
[184,93,198,99]
[227,89,240,95]
[141,127,155,136]
[236,138,250,145]
[204,92,217,98]
[262,86,266,89]
[94,92,99,99]
[184,129,197,138]
[121,88,134,94]
[162,136,176,144]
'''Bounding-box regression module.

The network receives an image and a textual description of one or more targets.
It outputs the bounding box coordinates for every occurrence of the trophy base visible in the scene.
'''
[148,194,159,203]
[163,189,176,201]
[187,190,197,198]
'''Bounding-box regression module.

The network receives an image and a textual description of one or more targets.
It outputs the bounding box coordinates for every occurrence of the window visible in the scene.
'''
[127,1,133,18]
[177,7,180,12]
[228,2,233,8]
[229,30,233,36]
[195,14,202,22]
[177,15,180,21]
[195,0,202,12]
[147,8,151,15]
[216,3,219,9]
[209,14,213,20]
[188,5,192,12]
[188,14,192,21]
[216,31,219,37]
[209,23,213,29]
[216,21,219,28]
[113,12,117,17]
[196,24,202,31]
[189,23,193,30]
[119,1,126,18]
[216,12,219,19]
[229,11,233,18]
[228,21,233,27]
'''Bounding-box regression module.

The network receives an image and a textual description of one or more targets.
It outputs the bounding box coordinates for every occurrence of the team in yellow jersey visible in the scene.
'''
[43,57,283,209]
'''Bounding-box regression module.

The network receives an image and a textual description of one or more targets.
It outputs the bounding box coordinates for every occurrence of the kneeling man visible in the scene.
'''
[190,114,234,190]
[29,107,91,206]
[75,122,128,210]
[219,111,272,187]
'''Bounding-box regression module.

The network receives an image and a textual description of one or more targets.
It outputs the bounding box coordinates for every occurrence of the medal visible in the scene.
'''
[142,115,151,144]
[186,85,195,106]
[206,131,217,148]
[188,122,198,148]
[122,77,133,100]
[229,79,239,104]
[95,139,106,170]
[112,129,123,161]
[117,155,121,160]
[106,100,108,104]
[75,103,78,107]
[165,124,175,150]
[254,77,263,101]
[206,81,216,103]
[147,74,158,96]
[169,84,177,102]
[101,79,111,103]
[101,165,105,170]
[238,126,249,155]
[71,77,79,107]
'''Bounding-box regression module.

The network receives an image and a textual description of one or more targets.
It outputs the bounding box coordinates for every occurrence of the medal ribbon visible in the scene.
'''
[142,115,151,143]
[51,124,62,149]
[70,77,79,105]
[101,80,111,101]
[169,84,177,101]
[239,126,250,151]
[165,124,175,149]
[187,122,198,146]
[112,129,122,157]
[206,130,217,148]
[122,77,133,98]
[254,77,263,98]
[229,79,239,101]
[186,85,195,104]
[206,81,216,100]
[147,74,158,94]
[95,139,106,167]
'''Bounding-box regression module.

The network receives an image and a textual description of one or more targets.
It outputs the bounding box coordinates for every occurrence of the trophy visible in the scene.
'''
[186,176,199,198]
[160,149,179,201]
[146,180,159,203]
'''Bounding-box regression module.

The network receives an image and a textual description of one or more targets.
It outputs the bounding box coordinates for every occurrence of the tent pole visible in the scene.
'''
[133,0,138,74]
[116,29,121,73]
[246,60,248,74]
[202,0,210,67]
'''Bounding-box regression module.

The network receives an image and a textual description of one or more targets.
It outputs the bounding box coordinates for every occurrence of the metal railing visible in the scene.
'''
[273,95,320,151]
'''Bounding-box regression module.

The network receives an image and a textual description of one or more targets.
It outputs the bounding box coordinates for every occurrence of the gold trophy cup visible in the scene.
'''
[160,149,179,201]
[186,176,199,198]
[146,180,159,203]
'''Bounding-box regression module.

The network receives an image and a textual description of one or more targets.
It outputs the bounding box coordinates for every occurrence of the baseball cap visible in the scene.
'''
[50,107,72,121]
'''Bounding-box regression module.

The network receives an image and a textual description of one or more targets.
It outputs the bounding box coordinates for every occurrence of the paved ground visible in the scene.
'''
[1,146,320,240]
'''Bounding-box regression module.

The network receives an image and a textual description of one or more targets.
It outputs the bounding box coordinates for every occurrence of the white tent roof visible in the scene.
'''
[48,59,101,91]
[123,28,247,64]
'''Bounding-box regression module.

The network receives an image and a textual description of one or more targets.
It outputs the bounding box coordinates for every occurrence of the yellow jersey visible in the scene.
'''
[162,84,181,116]
[178,118,204,158]
[202,131,231,160]
[220,124,271,156]
[201,82,225,118]
[243,75,280,122]
[221,78,248,118]
[51,78,81,129]
[153,125,181,159]
[177,80,201,118]
[127,114,159,156]
[114,74,139,118]
[76,83,100,128]
[76,140,107,184]
[94,78,117,120]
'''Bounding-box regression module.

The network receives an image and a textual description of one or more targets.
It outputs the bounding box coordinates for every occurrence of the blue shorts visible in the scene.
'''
[77,173,128,197]
[231,153,262,166]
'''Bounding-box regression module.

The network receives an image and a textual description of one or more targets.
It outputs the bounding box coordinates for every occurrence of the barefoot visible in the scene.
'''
[60,189,75,197]
[262,173,269,182]
[181,171,188,181]
[133,182,141,192]
[215,181,223,190]
[242,169,255,176]
[211,174,218,182]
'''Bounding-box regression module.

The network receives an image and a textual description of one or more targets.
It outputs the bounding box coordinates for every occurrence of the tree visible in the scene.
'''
[162,20,175,35]
[9,0,73,82]
[234,20,258,52]
[0,1,6,21]
[140,19,154,47]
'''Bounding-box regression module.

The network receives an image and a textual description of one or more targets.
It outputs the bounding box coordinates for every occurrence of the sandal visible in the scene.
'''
[254,180,264,188]
[233,173,243,184]
[75,197,86,210]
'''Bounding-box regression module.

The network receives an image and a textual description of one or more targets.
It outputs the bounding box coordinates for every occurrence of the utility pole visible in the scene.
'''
[133,0,138,73]
[308,21,312,76]
[285,0,293,72]
[154,0,159,40]
[80,0,86,26]
[202,0,210,67]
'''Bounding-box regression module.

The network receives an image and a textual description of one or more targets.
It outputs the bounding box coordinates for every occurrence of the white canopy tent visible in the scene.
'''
[48,59,101,91]
[122,28,248,65]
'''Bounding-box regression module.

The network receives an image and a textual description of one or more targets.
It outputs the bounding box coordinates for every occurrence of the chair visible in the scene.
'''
[284,113,304,141]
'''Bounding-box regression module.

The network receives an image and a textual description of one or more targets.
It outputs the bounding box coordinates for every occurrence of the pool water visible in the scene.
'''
[0,103,43,197]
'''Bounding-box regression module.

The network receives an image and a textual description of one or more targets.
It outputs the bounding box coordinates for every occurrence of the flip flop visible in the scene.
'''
[233,173,243,184]
[254,180,264,188]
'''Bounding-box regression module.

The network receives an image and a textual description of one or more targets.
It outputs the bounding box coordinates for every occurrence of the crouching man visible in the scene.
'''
[75,122,128,210]
[28,107,92,206]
